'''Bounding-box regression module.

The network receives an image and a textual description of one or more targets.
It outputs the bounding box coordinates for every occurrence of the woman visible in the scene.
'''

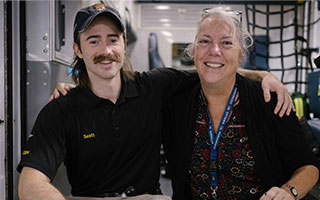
[163,6,319,200]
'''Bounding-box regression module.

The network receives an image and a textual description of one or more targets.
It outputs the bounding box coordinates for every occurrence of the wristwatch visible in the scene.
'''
[283,184,298,199]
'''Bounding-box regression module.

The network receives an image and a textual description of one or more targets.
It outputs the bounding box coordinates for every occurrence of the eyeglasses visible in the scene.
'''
[202,8,242,24]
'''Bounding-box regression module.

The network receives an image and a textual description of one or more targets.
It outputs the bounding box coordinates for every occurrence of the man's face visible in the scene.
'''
[73,16,125,85]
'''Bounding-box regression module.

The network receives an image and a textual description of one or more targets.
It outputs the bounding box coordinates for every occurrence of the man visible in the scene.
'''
[17,3,293,200]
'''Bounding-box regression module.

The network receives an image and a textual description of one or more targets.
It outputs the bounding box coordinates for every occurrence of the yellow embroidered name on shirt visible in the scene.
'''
[83,133,95,139]
[22,150,30,155]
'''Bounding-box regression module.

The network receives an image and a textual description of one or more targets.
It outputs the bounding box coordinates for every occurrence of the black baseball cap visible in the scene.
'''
[73,3,125,42]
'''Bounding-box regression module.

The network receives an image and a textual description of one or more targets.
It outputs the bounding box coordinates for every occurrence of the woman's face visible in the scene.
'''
[194,17,242,86]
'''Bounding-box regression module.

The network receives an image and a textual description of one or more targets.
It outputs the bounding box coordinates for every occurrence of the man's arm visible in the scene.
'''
[238,68,294,117]
[237,68,267,82]
[260,165,319,200]
[19,166,66,200]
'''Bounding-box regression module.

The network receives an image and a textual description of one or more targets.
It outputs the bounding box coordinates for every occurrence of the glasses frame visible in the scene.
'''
[202,8,242,25]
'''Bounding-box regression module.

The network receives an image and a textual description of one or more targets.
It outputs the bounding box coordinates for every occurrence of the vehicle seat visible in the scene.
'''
[148,32,165,70]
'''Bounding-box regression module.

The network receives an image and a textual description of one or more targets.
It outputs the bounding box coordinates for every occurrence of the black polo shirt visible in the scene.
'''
[17,68,198,197]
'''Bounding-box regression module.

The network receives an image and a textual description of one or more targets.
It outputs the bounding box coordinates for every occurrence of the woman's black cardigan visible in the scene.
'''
[163,74,319,200]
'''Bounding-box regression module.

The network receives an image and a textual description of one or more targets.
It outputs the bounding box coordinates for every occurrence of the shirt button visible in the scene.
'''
[114,126,119,131]
[112,110,116,115]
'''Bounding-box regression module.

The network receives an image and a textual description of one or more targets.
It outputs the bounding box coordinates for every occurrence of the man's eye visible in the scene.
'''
[110,39,118,43]
[89,40,98,45]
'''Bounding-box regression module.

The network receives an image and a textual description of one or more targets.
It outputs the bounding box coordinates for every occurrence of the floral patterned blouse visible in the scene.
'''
[188,93,264,200]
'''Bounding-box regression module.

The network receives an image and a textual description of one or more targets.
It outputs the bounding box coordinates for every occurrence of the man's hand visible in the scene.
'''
[49,83,76,102]
[261,73,294,117]
[260,187,294,200]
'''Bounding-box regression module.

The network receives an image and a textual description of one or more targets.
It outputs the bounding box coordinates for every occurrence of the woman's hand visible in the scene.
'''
[261,73,294,117]
[260,187,294,200]
[49,83,76,101]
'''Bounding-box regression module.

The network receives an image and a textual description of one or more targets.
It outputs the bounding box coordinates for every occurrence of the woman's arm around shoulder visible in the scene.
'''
[49,83,76,101]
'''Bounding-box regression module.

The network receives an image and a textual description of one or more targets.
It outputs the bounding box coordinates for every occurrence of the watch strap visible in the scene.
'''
[283,184,298,200]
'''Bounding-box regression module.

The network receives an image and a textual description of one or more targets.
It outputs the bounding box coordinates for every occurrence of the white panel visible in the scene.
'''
[0,1,6,199]
[53,1,82,65]
[26,1,51,62]
[26,0,79,65]
[12,1,21,199]
[140,3,204,28]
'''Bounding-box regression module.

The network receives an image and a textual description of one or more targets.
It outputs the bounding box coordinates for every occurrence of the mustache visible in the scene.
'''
[93,53,121,64]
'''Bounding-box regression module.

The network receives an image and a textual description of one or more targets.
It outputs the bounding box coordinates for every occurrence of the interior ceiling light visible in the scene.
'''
[155,5,170,10]
[159,18,170,23]
[161,31,173,37]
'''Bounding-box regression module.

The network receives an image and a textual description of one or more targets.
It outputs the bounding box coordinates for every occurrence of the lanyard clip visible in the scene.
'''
[211,186,218,199]
[209,160,217,172]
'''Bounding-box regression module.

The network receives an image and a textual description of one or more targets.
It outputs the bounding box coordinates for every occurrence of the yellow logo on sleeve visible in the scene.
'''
[22,150,30,155]
[83,133,95,139]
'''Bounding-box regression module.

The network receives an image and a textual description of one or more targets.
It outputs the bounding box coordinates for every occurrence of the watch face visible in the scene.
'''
[291,188,298,197]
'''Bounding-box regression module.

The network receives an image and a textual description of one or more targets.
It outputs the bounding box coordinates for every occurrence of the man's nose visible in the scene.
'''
[101,43,112,54]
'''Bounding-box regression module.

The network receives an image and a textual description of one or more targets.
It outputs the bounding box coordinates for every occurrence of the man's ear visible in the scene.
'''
[123,35,127,53]
[73,43,83,59]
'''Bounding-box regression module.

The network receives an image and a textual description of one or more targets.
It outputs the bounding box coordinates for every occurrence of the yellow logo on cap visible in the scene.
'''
[92,3,106,11]
[22,150,30,155]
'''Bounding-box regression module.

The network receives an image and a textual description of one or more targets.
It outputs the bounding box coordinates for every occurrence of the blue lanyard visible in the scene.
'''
[200,84,238,198]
